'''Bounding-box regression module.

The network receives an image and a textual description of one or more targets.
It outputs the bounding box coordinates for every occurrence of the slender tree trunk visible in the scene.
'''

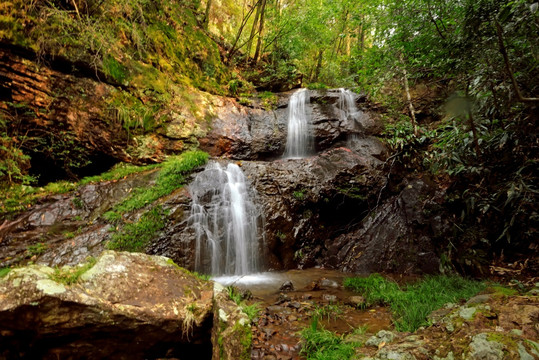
[203,0,212,31]
[313,50,324,82]
[245,0,261,64]
[253,0,267,64]
[401,55,418,135]
[465,82,481,157]
[226,0,261,63]
[71,0,81,19]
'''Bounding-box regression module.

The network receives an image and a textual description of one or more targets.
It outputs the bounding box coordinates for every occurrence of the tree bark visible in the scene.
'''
[253,0,267,64]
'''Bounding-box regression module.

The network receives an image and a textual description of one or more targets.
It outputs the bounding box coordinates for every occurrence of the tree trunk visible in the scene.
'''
[401,56,418,136]
[253,0,267,64]
[203,0,212,31]
[313,50,324,82]
[245,0,261,64]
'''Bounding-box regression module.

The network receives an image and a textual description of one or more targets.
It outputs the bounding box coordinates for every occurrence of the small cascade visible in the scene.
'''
[284,88,314,158]
[337,88,360,122]
[337,88,363,147]
[189,162,263,276]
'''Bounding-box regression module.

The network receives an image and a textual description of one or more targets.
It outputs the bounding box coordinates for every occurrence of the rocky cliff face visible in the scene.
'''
[1,83,449,277]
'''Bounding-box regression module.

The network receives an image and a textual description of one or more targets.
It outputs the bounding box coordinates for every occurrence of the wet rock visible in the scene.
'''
[466,333,504,360]
[366,330,397,347]
[0,251,214,359]
[318,277,339,289]
[466,294,492,305]
[279,280,295,291]
[347,295,366,308]
[288,302,301,309]
[322,294,337,303]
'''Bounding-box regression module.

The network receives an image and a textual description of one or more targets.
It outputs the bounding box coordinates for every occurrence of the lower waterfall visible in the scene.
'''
[188,162,263,276]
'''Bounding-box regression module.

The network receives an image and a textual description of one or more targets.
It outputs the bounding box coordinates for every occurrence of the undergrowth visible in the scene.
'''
[344,274,486,332]
[0,160,160,218]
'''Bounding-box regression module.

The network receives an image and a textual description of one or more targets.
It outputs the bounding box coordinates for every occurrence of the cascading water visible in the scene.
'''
[189,162,263,276]
[284,88,314,158]
[337,88,363,147]
[337,88,359,122]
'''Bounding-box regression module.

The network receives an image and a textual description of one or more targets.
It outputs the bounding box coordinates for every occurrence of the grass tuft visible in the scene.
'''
[50,257,97,285]
[300,317,357,360]
[344,274,486,332]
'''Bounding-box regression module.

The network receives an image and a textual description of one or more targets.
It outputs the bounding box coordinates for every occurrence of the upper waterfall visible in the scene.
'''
[337,88,360,122]
[189,162,263,276]
[284,88,314,158]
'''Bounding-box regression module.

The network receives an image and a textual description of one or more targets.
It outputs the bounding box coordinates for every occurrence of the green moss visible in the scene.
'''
[293,190,306,200]
[258,91,278,110]
[233,321,252,360]
[109,150,208,214]
[107,206,168,252]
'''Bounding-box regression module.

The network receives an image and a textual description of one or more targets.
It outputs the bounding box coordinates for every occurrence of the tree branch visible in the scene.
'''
[495,20,539,103]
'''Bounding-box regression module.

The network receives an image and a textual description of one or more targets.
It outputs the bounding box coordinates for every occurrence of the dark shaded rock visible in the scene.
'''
[279,280,295,292]
[325,178,445,274]
[0,251,214,360]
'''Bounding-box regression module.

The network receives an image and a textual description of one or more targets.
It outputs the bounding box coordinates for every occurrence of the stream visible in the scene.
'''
[215,268,394,360]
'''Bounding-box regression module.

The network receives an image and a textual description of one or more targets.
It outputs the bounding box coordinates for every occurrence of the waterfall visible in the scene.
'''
[189,162,263,276]
[284,88,314,158]
[338,88,362,147]
[337,88,359,122]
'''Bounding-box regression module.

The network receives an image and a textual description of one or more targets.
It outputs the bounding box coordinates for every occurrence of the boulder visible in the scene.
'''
[0,251,214,359]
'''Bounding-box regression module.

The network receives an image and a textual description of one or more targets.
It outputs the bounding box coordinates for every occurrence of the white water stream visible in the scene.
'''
[283,88,313,158]
[189,162,263,276]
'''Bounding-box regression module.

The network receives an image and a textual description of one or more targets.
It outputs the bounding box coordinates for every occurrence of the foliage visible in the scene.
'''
[258,91,278,110]
[242,302,262,322]
[50,257,97,285]
[0,112,33,186]
[344,274,486,332]
[299,317,358,360]
[107,206,167,252]
[226,285,261,322]
[1,0,231,94]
